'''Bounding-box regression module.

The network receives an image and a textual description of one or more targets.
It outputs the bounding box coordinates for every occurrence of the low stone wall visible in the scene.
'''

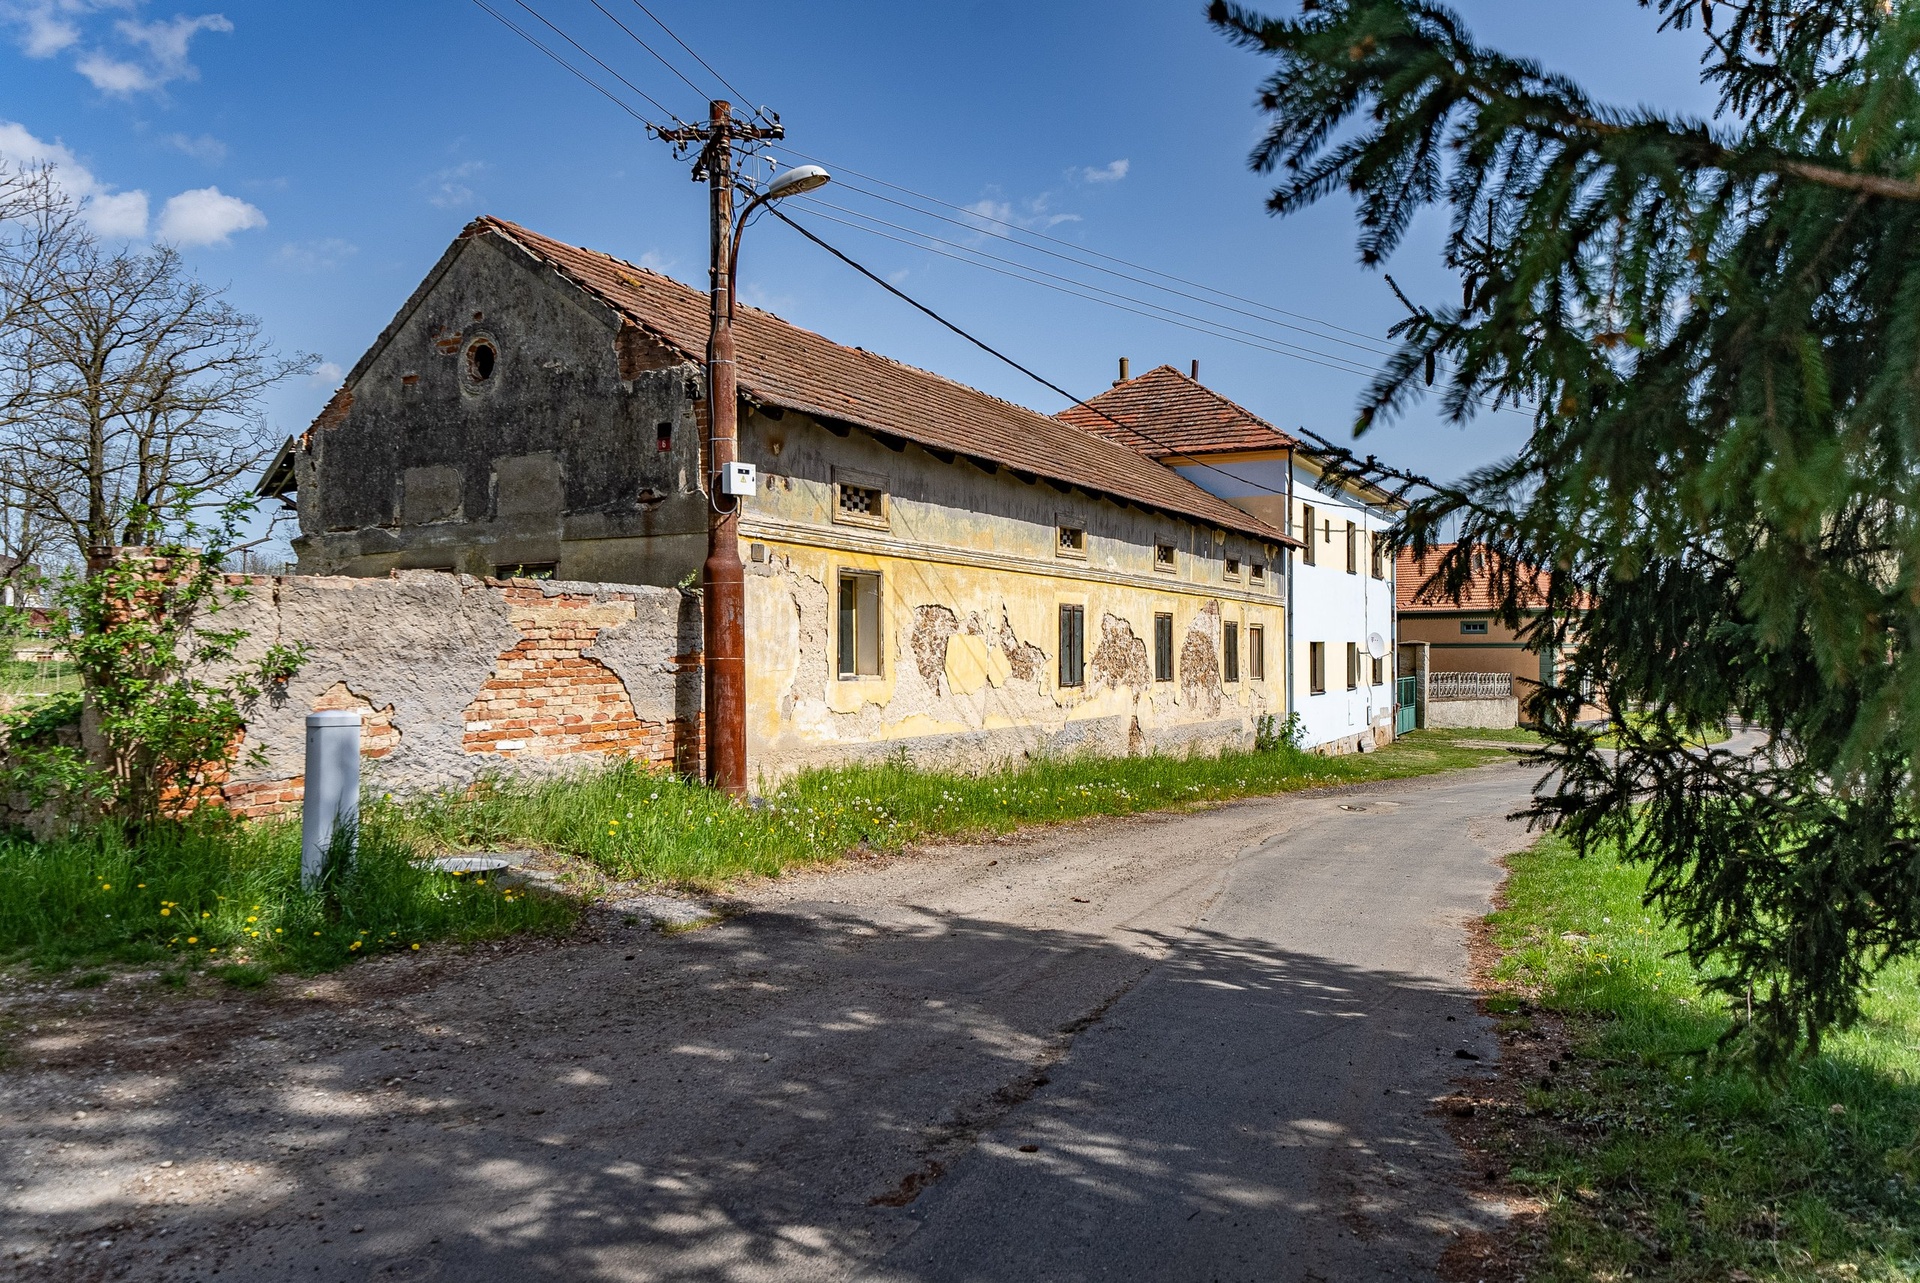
[1424,696,1520,730]
[212,572,701,817]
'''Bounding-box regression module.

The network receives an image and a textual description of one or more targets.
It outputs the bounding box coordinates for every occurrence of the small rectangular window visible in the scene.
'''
[1249,562,1266,586]
[1249,625,1265,681]
[495,562,556,580]
[833,469,890,530]
[1058,604,1085,688]
[1224,556,1240,580]
[1461,619,1489,635]
[1370,655,1384,687]
[1057,525,1086,558]
[1346,642,1361,690]
[656,422,673,453]
[1223,621,1240,683]
[837,571,882,678]
[1309,642,1326,695]
[1301,505,1317,566]
[1346,522,1358,575]
[1370,535,1385,579]
[1154,542,1176,573]
[1154,612,1174,682]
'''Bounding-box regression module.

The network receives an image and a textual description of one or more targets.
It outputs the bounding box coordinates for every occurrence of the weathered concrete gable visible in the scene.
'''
[297,234,707,580]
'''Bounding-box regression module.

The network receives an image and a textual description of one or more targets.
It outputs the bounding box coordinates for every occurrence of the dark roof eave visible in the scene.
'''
[749,391,1300,548]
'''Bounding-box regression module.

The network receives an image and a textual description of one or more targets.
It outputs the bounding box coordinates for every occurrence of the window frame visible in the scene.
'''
[1249,562,1266,588]
[1223,620,1240,684]
[1370,655,1384,687]
[1153,542,1177,574]
[1346,641,1361,690]
[836,570,884,679]
[1056,523,1087,560]
[1058,603,1086,689]
[1300,504,1317,566]
[1224,556,1241,581]
[1248,624,1265,681]
[1309,641,1326,695]
[1461,619,1490,636]
[1153,612,1174,682]
[831,466,891,531]
[1345,521,1358,575]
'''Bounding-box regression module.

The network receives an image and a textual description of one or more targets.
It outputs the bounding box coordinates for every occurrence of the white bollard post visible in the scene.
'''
[301,711,362,890]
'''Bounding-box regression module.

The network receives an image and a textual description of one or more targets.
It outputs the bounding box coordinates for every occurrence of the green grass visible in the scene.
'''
[0,814,576,978]
[0,727,1524,981]
[1483,835,1920,1281]
[0,656,79,701]
[383,727,1533,887]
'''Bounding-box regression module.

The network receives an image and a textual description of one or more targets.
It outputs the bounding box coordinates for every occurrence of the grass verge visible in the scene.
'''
[0,815,575,979]
[384,727,1536,887]
[0,726,1529,981]
[1463,834,1920,1281]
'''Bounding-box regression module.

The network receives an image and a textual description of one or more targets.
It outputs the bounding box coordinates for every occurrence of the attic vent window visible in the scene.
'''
[840,484,881,517]
[1225,556,1241,580]
[1154,542,1176,573]
[466,338,497,383]
[1057,525,1086,558]
[1250,562,1267,586]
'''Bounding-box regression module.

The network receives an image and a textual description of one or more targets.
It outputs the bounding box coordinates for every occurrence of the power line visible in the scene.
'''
[765,144,1409,356]
[763,205,1317,509]
[625,0,771,124]
[470,0,668,128]
[508,0,691,127]
[792,198,1396,379]
[809,177,1404,361]
[583,0,717,105]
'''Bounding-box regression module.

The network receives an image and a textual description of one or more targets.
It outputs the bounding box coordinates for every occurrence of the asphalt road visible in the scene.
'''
[4,761,1535,1282]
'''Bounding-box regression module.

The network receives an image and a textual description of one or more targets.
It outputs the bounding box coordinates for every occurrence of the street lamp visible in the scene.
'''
[727,165,830,318]
[699,115,830,797]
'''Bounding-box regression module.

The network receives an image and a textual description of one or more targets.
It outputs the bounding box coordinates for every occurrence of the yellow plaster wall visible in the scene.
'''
[744,539,1282,780]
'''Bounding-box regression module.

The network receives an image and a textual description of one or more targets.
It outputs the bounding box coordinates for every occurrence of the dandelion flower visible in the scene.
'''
[187,937,198,944]
[349,941,362,951]
[246,916,257,923]
[160,908,171,917]
[101,883,111,891]
[411,944,419,951]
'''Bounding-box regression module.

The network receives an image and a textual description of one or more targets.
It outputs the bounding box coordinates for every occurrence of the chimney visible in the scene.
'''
[1115,356,1129,385]
[1190,359,1200,382]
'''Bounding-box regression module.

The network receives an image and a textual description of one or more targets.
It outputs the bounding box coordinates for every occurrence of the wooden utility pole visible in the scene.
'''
[658,101,783,797]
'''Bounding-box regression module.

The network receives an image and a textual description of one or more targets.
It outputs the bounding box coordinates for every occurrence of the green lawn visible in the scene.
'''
[383,727,1536,887]
[0,727,1528,982]
[1480,835,1920,1281]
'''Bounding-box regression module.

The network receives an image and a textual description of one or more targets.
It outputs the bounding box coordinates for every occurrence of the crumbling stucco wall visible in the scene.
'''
[213,571,700,816]
[739,416,1284,781]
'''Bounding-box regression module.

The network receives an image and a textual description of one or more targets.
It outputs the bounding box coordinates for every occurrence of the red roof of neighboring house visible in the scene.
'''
[1055,364,1300,459]
[1397,543,1566,612]
[390,219,1292,546]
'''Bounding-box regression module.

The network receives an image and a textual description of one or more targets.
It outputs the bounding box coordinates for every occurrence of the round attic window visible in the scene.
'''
[466,338,497,383]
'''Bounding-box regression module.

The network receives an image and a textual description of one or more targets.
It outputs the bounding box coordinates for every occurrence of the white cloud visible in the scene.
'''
[637,249,676,274]
[1074,158,1130,184]
[961,194,1080,243]
[425,160,486,210]
[85,187,147,236]
[161,131,225,164]
[155,185,262,245]
[3,3,229,96]
[309,360,344,386]
[277,237,356,273]
[0,118,148,236]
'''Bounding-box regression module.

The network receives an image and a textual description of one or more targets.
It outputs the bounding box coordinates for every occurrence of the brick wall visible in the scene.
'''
[212,571,702,817]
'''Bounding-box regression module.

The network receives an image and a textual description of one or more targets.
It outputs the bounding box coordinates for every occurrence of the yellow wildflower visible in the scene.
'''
[187,936,198,944]
[349,941,362,951]
[411,943,419,951]
[246,916,257,923]
[160,908,170,917]
[101,883,111,891]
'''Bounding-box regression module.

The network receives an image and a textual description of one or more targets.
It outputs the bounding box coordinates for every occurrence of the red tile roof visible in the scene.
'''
[1397,543,1558,612]
[452,218,1292,546]
[1055,364,1300,459]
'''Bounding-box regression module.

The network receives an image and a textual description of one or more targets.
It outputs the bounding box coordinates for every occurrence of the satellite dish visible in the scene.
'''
[1367,632,1388,660]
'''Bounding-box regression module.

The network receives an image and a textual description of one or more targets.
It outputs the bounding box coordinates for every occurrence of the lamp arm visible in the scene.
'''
[726,189,772,322]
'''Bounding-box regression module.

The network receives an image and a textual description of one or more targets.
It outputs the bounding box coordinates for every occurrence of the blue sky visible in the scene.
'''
[0,0,1721,533]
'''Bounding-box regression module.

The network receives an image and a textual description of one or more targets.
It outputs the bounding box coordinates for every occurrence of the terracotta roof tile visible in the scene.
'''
[463,218,1294,546]
[1396,543,1559,612]
[1056,365,1300,459]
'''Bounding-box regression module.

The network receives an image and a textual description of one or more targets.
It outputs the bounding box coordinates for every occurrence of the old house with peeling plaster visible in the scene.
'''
[1061,364,1406,755]
[250,218,1299,793]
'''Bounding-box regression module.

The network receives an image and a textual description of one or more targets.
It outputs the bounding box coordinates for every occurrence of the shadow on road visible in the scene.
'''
[7,899,1496,1281]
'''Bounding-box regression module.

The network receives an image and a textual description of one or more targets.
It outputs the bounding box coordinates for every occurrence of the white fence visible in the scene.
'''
[1428,671,1514,701]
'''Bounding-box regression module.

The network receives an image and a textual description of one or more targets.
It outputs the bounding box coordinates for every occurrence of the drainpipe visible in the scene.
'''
[1284,445,1296,729]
